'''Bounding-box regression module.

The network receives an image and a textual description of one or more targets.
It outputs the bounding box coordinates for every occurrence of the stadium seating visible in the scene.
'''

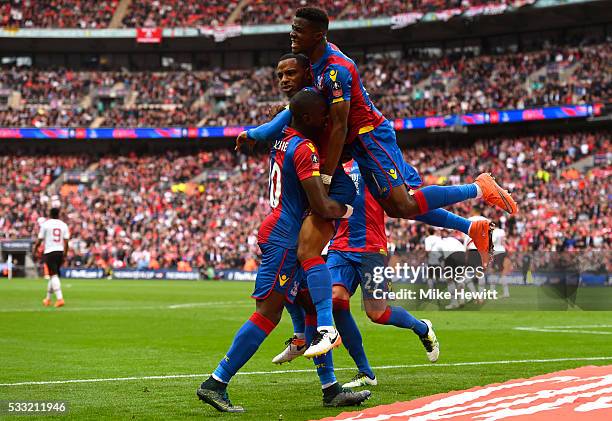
[1,0,118,28]
[0,0,522,28]
[1,131,608,271]
[0,42,608,127]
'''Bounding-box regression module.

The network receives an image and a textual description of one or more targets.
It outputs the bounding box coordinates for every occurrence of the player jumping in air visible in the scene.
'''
[289,7,518,269]
[198,90,369,412]
[273,160,439,388]
[34,207,69,308]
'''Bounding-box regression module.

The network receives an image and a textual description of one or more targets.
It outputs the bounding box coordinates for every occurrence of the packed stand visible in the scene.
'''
[121,0,240,28]
[0,0,118,28]
[388,131,611,256]
[0,42,609,127]
[1,131,609,272]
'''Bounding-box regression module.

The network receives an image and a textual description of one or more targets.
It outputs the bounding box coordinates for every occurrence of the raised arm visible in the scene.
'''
[236,108,292,151]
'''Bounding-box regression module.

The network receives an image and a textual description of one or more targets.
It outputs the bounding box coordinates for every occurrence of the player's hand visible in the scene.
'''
[268,104,286,118]
[235,131,255,152]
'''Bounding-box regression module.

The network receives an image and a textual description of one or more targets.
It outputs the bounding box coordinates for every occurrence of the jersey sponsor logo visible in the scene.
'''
[388,168,398,180]
[278,273,289,286]
[329,69,338,82]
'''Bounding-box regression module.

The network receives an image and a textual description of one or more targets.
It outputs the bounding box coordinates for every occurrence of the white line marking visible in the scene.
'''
[0,301,250,313]
[1,356,611,387]
[515,326,612,335]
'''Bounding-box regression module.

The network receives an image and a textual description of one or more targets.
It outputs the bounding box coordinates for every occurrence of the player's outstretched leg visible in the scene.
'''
[304,313,371,407]
[272,301,306,364]
[415,208,494,265]
[332,291,377,388]
[197,292,283,413]
[368,303,440,362]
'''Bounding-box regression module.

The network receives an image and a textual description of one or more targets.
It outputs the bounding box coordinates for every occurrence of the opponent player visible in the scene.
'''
[290,7,518,266]
[197,90,369,412]
[273,159,439,389]
[33,207,69,308]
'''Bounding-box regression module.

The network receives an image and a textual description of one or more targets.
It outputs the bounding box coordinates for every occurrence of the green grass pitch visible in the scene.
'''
[1,278,611,420]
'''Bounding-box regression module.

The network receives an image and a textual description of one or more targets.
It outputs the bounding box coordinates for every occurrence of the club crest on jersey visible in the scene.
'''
[311,154,319,164]
[278,274,289,286]
[388,169,398,180]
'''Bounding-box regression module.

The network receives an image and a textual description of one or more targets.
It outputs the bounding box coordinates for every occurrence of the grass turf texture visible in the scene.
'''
[1,278,611,420]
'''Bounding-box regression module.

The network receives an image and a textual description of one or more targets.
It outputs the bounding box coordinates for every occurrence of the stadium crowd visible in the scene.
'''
[1,0,526,28]
[1,42,609,127]
[1,131,609,272]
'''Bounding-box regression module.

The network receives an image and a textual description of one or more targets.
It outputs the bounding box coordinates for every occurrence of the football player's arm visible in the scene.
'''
[33,227,44,259]
[302,176,351,220]
[321,66,352,182]
[63,226,70,255]
[294,141,352,220]
[236,108,292,151]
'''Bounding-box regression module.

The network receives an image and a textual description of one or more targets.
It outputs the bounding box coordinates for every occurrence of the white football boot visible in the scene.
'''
[272,336,306,364]
[419,319,440,362]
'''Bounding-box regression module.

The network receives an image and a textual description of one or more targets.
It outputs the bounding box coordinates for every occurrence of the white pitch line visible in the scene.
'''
[515,327,612,335]
[0,301,250,313]
[1,356,611,387]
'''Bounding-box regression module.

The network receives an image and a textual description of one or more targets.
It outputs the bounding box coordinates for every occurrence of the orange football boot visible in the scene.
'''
[468,219,494,267]
[475,173,518,214]
[42,298,51,307]
[54,299,65,308]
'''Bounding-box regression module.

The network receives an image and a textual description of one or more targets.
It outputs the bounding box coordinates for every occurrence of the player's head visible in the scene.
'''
[289,89,328,139]
[291,7,328,55]
[50,207,60,219]
[276,53,312,98]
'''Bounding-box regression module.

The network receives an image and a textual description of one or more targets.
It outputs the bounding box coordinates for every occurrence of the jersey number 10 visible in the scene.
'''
[269,161,282,208]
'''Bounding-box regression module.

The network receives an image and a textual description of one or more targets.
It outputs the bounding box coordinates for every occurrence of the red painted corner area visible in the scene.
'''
[314,365,612,421]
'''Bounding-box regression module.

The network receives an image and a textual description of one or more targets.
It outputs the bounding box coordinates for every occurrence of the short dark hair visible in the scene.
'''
[50,208,60,219]
[289,89,327,121]
[278,53,311,70]
[295,7,329,31]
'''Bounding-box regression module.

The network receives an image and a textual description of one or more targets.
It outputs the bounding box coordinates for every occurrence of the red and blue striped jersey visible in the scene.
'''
[257,127,321,249]
[330,160,387,254]
[312,42,386,143]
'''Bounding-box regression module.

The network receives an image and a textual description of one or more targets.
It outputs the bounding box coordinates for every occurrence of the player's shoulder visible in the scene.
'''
[294,138,319,156]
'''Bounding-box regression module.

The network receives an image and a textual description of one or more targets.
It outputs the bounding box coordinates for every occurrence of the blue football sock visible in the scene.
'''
[374,306,428,336]
[284,301,305,335]
[303,257,333,328]
[333,298,375,379]
[415,208,471,235]
[305,314,336,387]
[413,184,477,214]
[213,313,276,383]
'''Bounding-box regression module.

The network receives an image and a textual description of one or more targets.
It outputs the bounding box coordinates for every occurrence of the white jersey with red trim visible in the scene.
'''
[38,218,70,254]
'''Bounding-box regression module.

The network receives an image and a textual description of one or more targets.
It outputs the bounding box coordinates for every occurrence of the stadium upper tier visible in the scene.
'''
[0,131,609,270]
[1,0,527,28]
[0,42,608,128]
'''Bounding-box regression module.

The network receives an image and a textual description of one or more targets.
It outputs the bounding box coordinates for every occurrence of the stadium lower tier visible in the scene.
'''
[0,130,609,272]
